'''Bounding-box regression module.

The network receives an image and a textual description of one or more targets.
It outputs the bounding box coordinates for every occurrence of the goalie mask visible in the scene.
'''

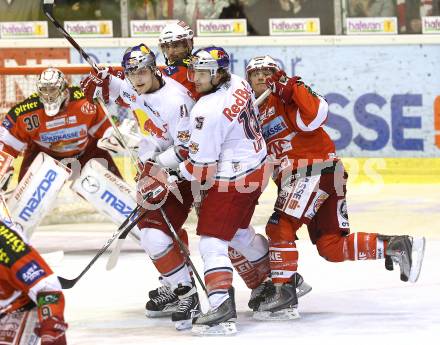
[121,44,160,94]
[37,68,69,116]
[187,46,230,83]
[158,21,194,63]
[245,55,280,81]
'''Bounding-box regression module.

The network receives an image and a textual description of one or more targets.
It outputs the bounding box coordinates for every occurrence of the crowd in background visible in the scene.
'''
[1,0,440,36]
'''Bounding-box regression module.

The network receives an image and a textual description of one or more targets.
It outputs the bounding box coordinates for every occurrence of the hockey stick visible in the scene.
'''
[43,0,145,271]
[159,208,208,296]
[57,204,144,289]
[42,1,141,175]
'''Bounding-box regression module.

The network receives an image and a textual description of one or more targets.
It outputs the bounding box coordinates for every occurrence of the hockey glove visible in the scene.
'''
[80,67,122,104]
[34,291,68,345]
[136,161,176,208]
[265,70,299,104]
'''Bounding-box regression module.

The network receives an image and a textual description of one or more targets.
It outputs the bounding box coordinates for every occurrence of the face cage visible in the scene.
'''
[37,85,68,116]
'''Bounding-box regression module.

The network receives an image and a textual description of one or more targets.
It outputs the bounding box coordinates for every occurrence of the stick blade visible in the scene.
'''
[58,276,77,289]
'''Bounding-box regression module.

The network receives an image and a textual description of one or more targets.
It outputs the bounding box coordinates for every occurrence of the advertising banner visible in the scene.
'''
[130,20,178,37]
[0,21,48,39]
[422,16,440,34]
[269,18,320,35]
[64,20,113,38]
[69,44,440,157]
[196,19,247,36]
[346,17,397,35]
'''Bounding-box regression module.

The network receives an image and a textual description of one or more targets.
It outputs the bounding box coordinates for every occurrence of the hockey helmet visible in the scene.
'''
[158,21,194,45]
[37,68,69,116]
[187,46,230,81]
[245,55,280,81]
[121,44,156,75]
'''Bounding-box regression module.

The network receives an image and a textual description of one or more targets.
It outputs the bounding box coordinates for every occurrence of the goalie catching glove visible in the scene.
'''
[97,118,141,155]
[136,161,179,208]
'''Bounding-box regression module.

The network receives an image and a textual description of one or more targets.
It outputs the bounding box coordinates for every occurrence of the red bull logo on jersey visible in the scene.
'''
[223,84,252,122]
[144,120,168,140]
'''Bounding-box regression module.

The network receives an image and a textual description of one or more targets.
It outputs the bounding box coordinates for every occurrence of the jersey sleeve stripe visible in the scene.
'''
[296,96,328,132]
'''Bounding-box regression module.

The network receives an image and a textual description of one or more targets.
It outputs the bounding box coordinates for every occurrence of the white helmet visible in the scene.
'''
[37,68,68,116]
[187,46,230,81]
[245,55,280,81]
[158,21,194,45]
[158,21,194,61]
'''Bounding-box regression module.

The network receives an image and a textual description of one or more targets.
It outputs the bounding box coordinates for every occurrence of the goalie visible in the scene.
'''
[0,67,121,185]
[0,68,140,236]
[0,207,68,345]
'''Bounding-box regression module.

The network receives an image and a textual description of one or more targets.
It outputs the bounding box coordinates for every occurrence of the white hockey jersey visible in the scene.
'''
[108,75,195,162]
[179,74,267,183]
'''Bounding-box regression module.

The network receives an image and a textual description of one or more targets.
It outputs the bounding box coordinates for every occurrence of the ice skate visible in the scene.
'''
[295,273,312,298]
[253,274,299,321]
[381,235,426,283]
[145,285,178,318]
[192,288,237,336]
[171,284,200,330]
[248,279,276,311]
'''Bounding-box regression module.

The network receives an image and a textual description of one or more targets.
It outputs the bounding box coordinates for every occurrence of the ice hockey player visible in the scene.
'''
[0,208,68,345]
[245,55,426,320]
[0,68,121,184]
[80,44,199,331]
[177,46,270,335]
[157,20,200,100]
[157,20,289,315]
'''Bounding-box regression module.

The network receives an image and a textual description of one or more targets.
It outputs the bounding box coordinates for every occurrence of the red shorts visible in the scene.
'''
[137,180,194,235]
[266,169,350,244]
[197,184,262,241]
[18,138,121,181]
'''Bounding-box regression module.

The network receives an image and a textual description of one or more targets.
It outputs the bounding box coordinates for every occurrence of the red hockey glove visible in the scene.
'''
[34,291,68,345]
[265,70,299,104]
[80,66,121,104]
[136,161,174,208]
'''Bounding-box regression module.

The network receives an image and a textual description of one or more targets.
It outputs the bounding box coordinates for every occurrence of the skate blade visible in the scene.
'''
[145,308,175,318]
[191,322,237,336]
[409,237,426,283]
[297,282,312,298]
[253,308,300,321]
[175,319,192,331]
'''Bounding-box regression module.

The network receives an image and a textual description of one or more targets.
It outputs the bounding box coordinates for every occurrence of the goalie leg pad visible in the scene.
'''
[71,159,141,243]
[6,152,71,238]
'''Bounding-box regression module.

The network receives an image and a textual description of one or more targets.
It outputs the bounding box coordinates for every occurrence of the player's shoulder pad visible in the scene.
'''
[69,86,86,102]
[0,222,31,268]
[7,93,43,122]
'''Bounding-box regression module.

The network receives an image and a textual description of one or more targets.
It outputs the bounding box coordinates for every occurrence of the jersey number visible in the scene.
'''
[238,101,264,153]
[23,115,40,131]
